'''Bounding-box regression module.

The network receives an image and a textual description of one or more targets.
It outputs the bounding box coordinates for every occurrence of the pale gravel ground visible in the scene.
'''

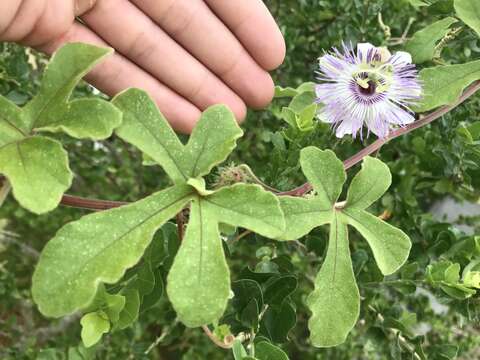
[431,198,480,235]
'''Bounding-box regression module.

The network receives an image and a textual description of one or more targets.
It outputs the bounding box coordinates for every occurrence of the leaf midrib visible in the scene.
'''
[203,197,279,230]
[343,209,404,263]
[346,175,382,209]
[197,200,205,286]
[188,136,237,177]
[0,113,27,137]
[130,110,188,181]
[47,192,193,295]
[28,51,109,128]
[426,64,480,91]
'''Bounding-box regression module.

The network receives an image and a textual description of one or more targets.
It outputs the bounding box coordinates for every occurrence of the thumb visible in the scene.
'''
[75,0,97,16]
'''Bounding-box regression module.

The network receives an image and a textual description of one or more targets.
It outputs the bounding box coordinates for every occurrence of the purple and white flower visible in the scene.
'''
[315,42,422,139]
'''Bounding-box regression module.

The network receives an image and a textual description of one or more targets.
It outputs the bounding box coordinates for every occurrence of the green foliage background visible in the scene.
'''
[1,0,480,358]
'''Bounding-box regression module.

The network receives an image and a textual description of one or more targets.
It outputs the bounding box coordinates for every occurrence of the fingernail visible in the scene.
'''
[75,0,97,17]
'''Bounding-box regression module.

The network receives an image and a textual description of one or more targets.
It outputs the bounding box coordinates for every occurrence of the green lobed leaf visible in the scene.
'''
[67,344,96,360]
[296,103,317,132]
[232,279,264,311]
[255,341,289,360]
[24,43,120,139]
[343,208,411,275]
[405,17,458,64]
[113,90,243,184]
[463,270,480,288]
[414,60,480,112]
[280,107,297,129]
[455,0,480,37]
[275,86,299,98]
[32,184,194,317]
[277,197,332,240]
[167,198,230,327]
[184,105,243,179]
[288,92,316,114]
[135,261,155,297]
[112,89,188,183]
[300,147,346,207]
[427,261,453,283]
[445,263,461,283]
[232,339,248,360]
[346,156,392,210]
[116,289,141,330]
[144,226,171,267]
[204,184,285,238]
[426,261,478,299]
[87,284,125,324]
[0,136,72,214]
[241,298,260,329]
[307,213,360,348]
[167,183,283,327]
[80,311,110,348]
[260,302,297,343]
[141,268,164,312]
[263,275,297,306]
[271,147,410,345]
[274,82,315,98]
[34,98,122,140]
[0,96,28,147]
[0,44,121,214]
[431,345,459,360]
[103,295,125,325]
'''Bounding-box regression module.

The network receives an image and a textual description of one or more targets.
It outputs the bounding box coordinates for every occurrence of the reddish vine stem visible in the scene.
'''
[201,325,234,349]
[278,80,480,197]
[176,212,185,241]
[59,80,480,210]
[60,194,127,211]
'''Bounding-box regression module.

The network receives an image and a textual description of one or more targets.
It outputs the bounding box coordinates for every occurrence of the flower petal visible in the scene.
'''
[357,43,375,62]
[385,103,415,125]
[335,116,364,138]
[366,108,391,138]
[392,51,413,64]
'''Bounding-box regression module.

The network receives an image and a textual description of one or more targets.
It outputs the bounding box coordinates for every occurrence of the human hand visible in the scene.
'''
[0,0,285,133]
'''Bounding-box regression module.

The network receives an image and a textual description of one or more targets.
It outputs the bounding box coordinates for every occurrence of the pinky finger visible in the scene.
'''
[38,22,202,133]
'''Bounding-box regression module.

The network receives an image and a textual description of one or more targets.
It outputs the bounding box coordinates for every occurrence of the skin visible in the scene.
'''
[0,0,286,133]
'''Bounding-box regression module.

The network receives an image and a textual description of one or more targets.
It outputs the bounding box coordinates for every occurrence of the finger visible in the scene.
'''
[74,0,97,16]
[80,0,247,119]
[0,0,22,35]
[131,0,275,109]
[205,0,286,71]
[39,22,202,134]
[1,0,74,47]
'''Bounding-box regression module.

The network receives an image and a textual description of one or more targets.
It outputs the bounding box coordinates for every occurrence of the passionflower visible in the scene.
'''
[315,42,422,139]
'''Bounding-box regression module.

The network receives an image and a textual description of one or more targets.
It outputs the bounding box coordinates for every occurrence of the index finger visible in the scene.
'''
[205,0,286,71]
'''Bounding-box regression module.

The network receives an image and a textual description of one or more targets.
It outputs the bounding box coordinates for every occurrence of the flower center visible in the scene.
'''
[354,71,389,98]
[358,80,377,96]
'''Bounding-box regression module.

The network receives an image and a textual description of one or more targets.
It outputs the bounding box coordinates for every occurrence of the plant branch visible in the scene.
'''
[279,80,480,197]
[201,325,234,349]
[60,194,127,211]
[0,177,11,207]
[176,211,186,241]
[58,80,480,210]
[232,230,252,243]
